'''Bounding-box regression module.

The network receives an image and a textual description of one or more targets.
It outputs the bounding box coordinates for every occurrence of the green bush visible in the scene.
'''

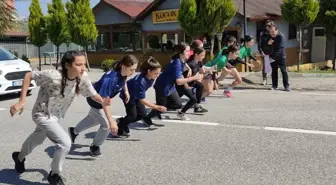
[21,55,30,64]
[101,59,116,72]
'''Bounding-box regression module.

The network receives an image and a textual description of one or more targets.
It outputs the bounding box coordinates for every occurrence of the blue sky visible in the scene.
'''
[15,0,100,18]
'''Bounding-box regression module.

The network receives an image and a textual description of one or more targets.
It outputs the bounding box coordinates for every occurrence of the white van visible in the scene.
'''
[0,46,36,95]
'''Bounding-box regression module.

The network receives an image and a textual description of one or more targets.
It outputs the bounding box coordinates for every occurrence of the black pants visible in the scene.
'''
[118,100,148,133]
[262,57,267,80]
[271,60,289,88]
[192,81,204,104]
[147,89,182,118]
[176,85,197,113]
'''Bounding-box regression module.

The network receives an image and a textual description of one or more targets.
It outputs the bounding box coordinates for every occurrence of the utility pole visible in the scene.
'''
[243,0,248,72]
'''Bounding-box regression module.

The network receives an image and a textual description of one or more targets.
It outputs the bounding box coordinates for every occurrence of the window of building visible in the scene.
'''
[96,33,110,51]
[288,24,297,40]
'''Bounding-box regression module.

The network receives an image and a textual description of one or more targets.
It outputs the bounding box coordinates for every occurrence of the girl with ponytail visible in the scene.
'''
[117,57,166,136]
[203,44,240,98]
[10,50,112,185]
[201,35,237,101]
[176,47,208,114]
[147,42,203,121]
[69,54,139,155]
[218,35,258,98]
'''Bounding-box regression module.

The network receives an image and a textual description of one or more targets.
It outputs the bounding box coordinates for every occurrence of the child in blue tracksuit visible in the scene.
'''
[117,57,167,136]
[68,54,138,157]
[147,43,203,121]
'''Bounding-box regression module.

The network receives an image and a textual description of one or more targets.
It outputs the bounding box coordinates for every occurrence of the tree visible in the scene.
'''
[29,0,48,71]
[216,0,236,51]
[281,0,319,71]
[318,0,336,70]
[46,0,70,69]
[66,0,98,71]
[178,0,202,39]
[198,0,236,56]
[0,0,17,36]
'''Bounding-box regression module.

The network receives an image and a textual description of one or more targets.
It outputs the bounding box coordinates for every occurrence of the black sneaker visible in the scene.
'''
[12,152,25,173]
[142,118,153,127]
[68,127,78,143]
[90,145,101,157]
[194,106,208,113]
[47,171,65,185]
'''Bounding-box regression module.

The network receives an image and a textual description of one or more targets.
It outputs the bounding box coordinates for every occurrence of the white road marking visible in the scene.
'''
[264,127,336,136]
[0,108,6,111]
[301,92,336,96]
[112,115,336,136]
[160,119,219,126]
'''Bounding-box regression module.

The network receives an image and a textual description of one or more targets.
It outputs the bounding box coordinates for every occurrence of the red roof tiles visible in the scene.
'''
[103,0,151,18]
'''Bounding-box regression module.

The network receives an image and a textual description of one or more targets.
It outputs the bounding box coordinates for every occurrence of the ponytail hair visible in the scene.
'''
[140,56,162,74]
[112,54,139,71]
[191,39,203,50]
[60,50,85,98]
[225,35,237,46]
[186,47,205,63]
[222,44,240,55]
[172,42,189,60]
[240,35,254,44]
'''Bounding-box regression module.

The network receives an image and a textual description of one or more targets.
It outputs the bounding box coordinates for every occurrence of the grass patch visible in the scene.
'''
[294,69,336,74]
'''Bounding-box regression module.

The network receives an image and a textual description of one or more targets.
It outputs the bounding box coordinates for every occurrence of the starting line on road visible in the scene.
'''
[112,115,336,136]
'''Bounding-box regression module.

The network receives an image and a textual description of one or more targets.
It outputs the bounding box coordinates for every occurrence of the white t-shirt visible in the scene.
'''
[31,70,97,120]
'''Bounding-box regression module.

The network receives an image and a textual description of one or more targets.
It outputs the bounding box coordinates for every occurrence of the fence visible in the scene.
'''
[0,36,83,59]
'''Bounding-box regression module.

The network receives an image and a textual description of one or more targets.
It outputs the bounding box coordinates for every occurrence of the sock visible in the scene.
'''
[73,128,78,135]
[18,152,25,162]
[226,85,233,91]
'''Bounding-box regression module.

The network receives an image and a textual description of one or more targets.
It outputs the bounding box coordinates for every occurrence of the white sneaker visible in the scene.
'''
[177,112,190,121]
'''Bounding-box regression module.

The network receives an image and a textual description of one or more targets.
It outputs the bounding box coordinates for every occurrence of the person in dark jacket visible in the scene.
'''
[258,20,275,85]
[268,25,290,91]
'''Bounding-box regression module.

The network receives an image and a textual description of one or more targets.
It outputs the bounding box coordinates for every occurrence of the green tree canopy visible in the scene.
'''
[29,0,48,70]
[66,0,98,48]
[46,0,70,69]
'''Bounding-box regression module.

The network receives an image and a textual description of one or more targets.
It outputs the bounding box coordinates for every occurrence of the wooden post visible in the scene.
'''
[109,25,114,51]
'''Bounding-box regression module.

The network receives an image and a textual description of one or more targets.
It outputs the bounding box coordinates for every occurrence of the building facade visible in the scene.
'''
[89,0,314,69]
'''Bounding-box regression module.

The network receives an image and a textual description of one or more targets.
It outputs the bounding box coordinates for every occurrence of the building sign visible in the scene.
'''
[152,9,179,24]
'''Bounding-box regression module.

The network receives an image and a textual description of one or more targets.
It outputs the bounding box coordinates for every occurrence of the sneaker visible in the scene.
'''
[194,106,208,113]
[12,152,25,174]
[284,87,291,92]
[224,90,232,98]
[177,112,191,121]
[261,80,267,85]
[90,145,101,157]
[201,97,206,102]
[270,87,278,90]
[68,127,78,143]
[47,171,65,185]
[142,118,154,127]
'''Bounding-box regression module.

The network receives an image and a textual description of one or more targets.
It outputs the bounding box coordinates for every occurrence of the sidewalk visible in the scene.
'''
[220,72,336,92]
[31,63,336,92]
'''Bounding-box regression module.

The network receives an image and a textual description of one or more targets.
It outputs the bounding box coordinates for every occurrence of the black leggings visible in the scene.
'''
[118,100,148,133]
[192,81,204,104]
[176,85,198,113]
[147,89,182,118]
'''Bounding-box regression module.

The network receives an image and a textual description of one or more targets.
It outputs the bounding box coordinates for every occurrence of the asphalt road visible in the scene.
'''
[0,72,336,185]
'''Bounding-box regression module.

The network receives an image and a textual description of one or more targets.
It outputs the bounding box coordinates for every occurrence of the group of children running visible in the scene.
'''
[9,34,258,185]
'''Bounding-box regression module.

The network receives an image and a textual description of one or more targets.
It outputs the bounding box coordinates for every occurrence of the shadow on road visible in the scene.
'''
[44,144,95,161]
[0,168,49,185]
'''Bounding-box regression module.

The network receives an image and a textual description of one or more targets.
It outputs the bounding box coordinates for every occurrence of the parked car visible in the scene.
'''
[0,46,36,95]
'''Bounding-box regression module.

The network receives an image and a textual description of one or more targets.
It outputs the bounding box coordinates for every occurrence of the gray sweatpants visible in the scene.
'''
[18,115,71,174]
[74,107,109,147]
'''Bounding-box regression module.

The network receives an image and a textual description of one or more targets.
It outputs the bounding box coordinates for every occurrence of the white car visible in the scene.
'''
[0,46,37,95]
